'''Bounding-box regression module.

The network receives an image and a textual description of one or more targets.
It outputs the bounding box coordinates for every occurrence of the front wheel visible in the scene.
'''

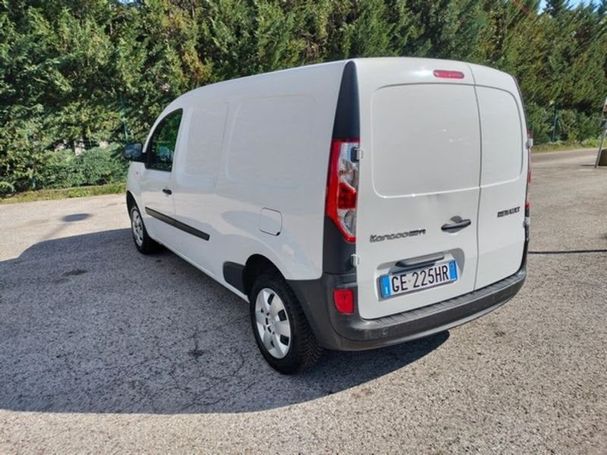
[250,273,322,374]
[129,205,161,254]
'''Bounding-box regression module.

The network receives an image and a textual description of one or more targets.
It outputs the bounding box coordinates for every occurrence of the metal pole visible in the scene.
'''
[551,104,558,142]
[594,125,607,168]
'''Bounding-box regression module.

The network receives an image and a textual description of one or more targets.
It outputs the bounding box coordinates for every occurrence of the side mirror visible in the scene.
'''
[123,143,145,162]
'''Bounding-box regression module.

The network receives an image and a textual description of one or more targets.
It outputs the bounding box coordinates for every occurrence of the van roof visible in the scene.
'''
[165,57,516,114]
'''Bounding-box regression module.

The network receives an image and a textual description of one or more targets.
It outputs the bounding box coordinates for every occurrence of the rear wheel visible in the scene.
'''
[129,205,160,254]
[250,273,322,374]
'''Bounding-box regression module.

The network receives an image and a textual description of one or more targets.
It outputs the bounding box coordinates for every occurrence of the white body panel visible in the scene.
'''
[139,169,176,247]
[168,102,228,276]
[129,62,345,293]
[354,58,527,319]
[126,57,528,322]
[354,59,480,319]
[471,66,527,289]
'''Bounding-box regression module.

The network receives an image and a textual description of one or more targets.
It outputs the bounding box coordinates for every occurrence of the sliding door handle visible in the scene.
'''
[162,188,172,195]
[441,218,471,232]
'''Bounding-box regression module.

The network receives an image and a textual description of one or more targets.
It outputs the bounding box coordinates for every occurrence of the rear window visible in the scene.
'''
[371,84,481,197]
[476,87,523,185]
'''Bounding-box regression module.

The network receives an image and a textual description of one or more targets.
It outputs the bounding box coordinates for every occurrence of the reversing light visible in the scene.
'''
[326,138,360,243]
[433,69,465,80]
[333,288,354,315]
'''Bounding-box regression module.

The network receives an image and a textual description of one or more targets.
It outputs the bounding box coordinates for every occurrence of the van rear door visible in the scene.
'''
[355,59,481,320]
[471,66,527,289]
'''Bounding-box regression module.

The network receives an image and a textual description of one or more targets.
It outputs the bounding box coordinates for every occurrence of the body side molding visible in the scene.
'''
[145,207,210,241]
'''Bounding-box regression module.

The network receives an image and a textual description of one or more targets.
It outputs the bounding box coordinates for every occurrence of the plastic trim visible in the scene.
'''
[145,207,210,241]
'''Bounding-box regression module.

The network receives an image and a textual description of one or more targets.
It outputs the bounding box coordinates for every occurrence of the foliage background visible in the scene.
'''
[1,0,606,193]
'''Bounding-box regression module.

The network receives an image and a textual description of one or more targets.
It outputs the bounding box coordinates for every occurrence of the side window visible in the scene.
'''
[146,109,183,171]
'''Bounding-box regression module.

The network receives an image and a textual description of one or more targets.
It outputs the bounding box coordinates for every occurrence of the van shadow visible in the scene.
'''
[0,229,448,414]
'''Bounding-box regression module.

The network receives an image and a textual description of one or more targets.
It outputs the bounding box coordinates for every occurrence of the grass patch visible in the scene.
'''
[0,182,125,204]
[533,140,599,153]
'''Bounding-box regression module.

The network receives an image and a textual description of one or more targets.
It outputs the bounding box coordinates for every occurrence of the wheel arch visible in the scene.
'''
[126,191,137,213]
[223,254,285,298]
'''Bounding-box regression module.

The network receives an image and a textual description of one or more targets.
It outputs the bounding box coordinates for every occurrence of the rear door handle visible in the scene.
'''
[441,218,471,232]
[395,253,445,270]
[162,188,172,195]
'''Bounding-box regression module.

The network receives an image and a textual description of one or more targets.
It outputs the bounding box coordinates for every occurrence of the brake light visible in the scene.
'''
[333,288,354,314]
[326,138,359,243]
[433,69,465,79]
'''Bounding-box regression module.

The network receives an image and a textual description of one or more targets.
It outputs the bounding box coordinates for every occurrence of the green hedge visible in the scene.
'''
[37,144,127,191]
[1,143,128,195]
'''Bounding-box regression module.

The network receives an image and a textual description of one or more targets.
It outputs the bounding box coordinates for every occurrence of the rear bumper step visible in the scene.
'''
[289,266,526,351]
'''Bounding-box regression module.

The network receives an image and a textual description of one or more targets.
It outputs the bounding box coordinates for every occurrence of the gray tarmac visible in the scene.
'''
[0,149,605,453]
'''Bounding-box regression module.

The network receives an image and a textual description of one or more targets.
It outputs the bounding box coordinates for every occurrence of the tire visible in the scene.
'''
[249,272,323,374]
[129,205,161,254]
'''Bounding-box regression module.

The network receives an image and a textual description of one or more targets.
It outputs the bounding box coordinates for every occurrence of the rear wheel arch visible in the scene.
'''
[222,255,285,298]
[243,254,284,297]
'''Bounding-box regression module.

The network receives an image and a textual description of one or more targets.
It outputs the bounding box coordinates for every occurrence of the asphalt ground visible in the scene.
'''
[0,149,605,453]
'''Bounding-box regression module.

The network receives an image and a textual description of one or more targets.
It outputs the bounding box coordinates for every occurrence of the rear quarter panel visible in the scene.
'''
[212,63,346,282]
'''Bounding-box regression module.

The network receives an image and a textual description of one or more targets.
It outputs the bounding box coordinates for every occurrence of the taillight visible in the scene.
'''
[326,138,359,243]
[333,288,354,314]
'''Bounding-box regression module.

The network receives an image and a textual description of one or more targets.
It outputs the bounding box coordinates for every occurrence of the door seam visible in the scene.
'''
[468,65,483,291]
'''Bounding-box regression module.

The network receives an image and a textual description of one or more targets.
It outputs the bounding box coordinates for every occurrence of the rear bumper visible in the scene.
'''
[288,266,526,351]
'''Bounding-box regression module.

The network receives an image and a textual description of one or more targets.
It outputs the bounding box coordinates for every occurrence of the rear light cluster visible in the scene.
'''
[326,138,360,243]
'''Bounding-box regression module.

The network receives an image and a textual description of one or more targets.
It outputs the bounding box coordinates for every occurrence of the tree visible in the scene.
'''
[1,0,606,192]
[545,0,571,16]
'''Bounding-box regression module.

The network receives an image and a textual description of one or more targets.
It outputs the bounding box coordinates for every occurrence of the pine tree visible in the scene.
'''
[1,0,607,192]
[545,0,570,16]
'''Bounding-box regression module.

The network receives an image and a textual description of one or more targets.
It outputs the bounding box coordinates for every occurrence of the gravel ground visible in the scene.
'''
[0,149,605,453]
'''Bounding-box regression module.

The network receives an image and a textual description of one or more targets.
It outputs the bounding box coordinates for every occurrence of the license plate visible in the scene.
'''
[379,260,458,299]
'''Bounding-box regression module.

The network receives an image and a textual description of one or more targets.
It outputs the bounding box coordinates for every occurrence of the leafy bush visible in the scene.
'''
[526,104,604,144]
[574,112,603,142]
[38,144,127,189]
[38,149,74,189]
[0,181,15,195]
[526,103,552,144]
[70,145,127,187]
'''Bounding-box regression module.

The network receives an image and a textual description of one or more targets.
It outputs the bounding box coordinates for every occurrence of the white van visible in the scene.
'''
[124,58,530,374]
